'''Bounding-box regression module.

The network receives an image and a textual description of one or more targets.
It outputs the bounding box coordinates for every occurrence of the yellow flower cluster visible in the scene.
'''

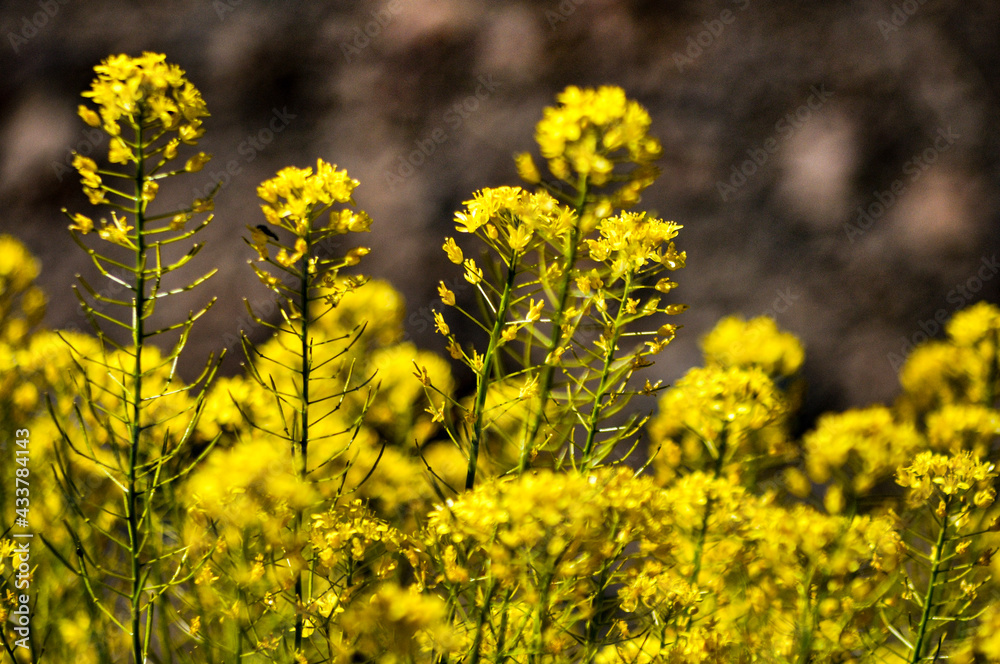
[898,302,1000,417]
[947,300,1000,348]
[80,51,209,143]
[28,56,1000,662]
[587,211,685,279]
[451,185,575,252]
[311,501,405,562]
[257,160,363,236]
[804,406,925,503]
[925,403,1000,457]
[609,472,900,662]
[0,235,46,345]
[428,469,674,587]
[648,365,787,481]
[700,315,805,379]
[338,582,456,662]
[896,450,996,508]
[184,435,316,549]
[424,468,677,661]
[525,85,662,207]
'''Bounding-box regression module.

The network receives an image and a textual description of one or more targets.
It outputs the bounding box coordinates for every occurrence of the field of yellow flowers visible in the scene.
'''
[1,52,1000,664]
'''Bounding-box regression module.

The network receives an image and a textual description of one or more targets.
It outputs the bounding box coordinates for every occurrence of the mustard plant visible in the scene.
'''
[45,53,221,663]
[424,86,685,490]
[888,452,997,662]
[179,160,377,660]
[12,52,1000,664]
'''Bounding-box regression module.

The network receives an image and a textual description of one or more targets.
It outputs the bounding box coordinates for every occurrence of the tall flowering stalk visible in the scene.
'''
[240,160,375,658]
[49,53,220,664]
[424,86,684,489]
[890,452,997,663]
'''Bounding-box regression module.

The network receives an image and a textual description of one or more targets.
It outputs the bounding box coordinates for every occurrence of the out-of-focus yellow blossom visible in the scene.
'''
[946,300,1000,348]
[963,603,1000,661]
[0,235,46,345]
[184,436,318,549]
[309,277,403,350]
[804,406,925,499]
[897,304,1000,417]
[925,403,1000,457]
[514,151,541,183]
[700,315,805,380]
[459,376,564,470]
[648,365,788,482]
[365,343,453,444]
[339,582,457,662]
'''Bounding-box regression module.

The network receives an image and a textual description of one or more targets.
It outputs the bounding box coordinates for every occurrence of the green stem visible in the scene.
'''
[528,567,557,664]
[910,498,951,663]
[581,273,633,468]
[294,234,313,653]
[467,246,520,490]
[467,580,497,664]
[519,177,588,473]
[794,565,817,664]
[128,118,147,664]
[682,429,728,634]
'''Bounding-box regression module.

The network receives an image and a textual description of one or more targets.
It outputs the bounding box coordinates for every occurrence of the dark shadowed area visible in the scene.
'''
[2,0,999,428]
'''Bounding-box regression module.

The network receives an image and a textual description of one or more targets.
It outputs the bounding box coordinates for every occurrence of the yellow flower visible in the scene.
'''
[805,407,924,494]
[81,52,208,140]
[534,86,662,201]
[463,259,483,285]
[701,315,805,379]
[454,187,574,249]
[433,311,450,336]
[515,151,541,183]
[257,159,360,236]
[442,237,464,264]
[648,365,788,480]
[184,151,211,172]
[108,137,133,164]
[896,450,996,507]
[192,197,213,213]
[65,211,94,234]
[437,282,456,306]
[170,212,192,231]
[163,138,179,160]
[141,180,158,203]
[77,104,100,127]
[345,246,369,266]
[525,298,545,323]
[97,211,134,248]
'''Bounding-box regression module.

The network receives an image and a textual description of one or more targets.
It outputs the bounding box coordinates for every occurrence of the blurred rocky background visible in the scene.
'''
[2,0,998,428]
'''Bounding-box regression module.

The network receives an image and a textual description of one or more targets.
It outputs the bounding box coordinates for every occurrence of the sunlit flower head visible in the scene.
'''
[532,86,662,206]
[81,52,208,143]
